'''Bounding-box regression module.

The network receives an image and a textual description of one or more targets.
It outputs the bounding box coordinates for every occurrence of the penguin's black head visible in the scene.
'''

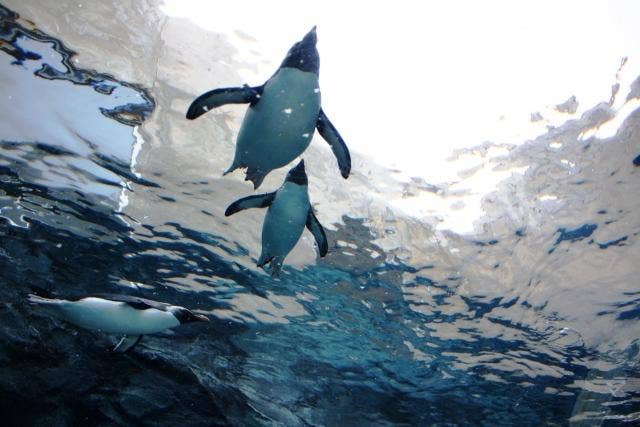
[170,307,209,324]
[285,159,308,186]
[280,26,319,75]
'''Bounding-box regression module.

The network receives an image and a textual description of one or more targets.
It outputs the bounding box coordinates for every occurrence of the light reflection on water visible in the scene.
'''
[1,2,639,425]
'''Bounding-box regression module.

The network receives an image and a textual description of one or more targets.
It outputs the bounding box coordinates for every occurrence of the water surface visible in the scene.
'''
[1,2,639,425]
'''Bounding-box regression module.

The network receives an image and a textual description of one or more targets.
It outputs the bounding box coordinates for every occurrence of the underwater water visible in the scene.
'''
[1,1,640,426]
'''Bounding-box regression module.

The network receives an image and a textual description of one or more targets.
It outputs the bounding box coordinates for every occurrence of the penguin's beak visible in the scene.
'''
[194,313,210,322]
[281,26,319,74]
[285,159,308,185]
[293,159,305,174]
[303,26,317,45]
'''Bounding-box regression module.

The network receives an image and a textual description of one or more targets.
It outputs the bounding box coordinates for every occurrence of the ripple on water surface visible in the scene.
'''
[1,3,639,425]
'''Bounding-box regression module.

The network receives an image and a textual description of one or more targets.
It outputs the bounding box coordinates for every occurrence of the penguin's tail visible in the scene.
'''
[30,285,55,299]
[257,253,273,268]
[28,285,65,305]
[28,294,61,305]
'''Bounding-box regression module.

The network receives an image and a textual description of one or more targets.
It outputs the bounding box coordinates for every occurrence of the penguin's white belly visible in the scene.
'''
[61,298,179,335]
[262,183,309,258]
[236,68,320,170]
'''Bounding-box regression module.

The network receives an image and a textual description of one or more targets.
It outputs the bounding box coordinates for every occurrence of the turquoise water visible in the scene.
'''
[1,3,639,425]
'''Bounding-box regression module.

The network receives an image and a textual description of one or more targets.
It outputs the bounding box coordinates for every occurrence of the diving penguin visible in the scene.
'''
[28,289,209,353]
[225,159,328,276]
[186,26,350,189]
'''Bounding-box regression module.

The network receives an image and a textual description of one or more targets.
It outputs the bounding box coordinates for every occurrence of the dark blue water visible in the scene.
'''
[1,4,639,426]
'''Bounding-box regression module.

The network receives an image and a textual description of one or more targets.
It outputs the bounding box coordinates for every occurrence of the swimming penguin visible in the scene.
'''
[28,289,209,353]
[225,159,328,276]
[186,26,350,189]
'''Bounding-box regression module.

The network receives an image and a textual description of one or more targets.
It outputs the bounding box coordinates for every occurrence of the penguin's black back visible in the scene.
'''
[93,294,171,311]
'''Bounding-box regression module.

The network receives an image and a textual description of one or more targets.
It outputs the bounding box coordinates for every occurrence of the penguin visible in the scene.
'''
[186,26,351,189]
[28,288,209,353]
[225,159,328,276]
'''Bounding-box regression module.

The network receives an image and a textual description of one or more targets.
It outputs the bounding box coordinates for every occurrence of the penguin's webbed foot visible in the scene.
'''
[223,162,241,176]
[269,259,283,278]
[112,335,142,353]
[257,255,283,278]
[244,168,267,189]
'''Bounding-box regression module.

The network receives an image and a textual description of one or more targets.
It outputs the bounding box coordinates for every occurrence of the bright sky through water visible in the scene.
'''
[163,0,640,187]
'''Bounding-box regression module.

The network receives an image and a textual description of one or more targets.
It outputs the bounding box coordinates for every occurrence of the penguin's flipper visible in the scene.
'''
[112,335,142,353]
[186,84,263,120]
[225,192,276,216]
[306,208,328,257]
[316,108,351,179]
